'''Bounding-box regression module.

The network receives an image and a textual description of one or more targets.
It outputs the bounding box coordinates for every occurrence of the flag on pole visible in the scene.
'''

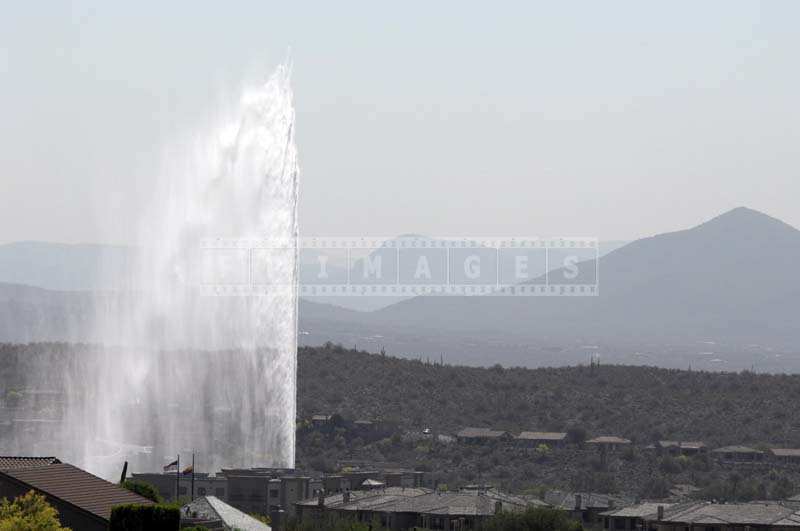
[182,465,193,475]
[163,459,179,472]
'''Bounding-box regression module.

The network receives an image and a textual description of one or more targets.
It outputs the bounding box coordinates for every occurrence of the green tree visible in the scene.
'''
[772,476,795,500]
[0,490,70,531]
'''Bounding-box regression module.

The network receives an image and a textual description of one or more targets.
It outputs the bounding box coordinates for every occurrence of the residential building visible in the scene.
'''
[297,485,533,530]
[311,414,333,429]
[382,469,426,488]
[0,462,153,531]
[181,495,271,530]
[221,468,311,521]
[772,449,800,465]
[601,502,674,531]
[544,491,626,526]
[516,431,568,448]
[711,445,766,463]
[455,427,512,444]
[308,469,426,496]
[654,501,800,531]
[656,441,707,456]
[586,436,632,452]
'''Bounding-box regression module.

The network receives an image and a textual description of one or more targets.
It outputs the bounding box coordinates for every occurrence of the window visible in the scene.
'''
[270,489,280,498]
[198,487,206,496]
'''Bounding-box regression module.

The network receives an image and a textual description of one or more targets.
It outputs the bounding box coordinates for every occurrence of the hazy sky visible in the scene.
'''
[1,1,799,245]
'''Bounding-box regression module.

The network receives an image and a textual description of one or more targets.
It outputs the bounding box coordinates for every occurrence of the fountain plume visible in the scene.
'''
[68,62,299,477]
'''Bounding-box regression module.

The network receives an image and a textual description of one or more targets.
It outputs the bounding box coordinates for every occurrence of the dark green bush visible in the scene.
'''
[109,503,180,531]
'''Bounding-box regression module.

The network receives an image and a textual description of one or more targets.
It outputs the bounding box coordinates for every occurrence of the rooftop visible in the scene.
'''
[659,441,706,449]
[586,436,632,445]
[298,486,532,517]
[661,502,800,527]
[711,445,764,454]
[182,496,271,531]
[0,456,61,470]
[516,432,566,441]
[456,427,509,439]
[773,449,800,457]
[601,502,675,519]
[0,463,154,521]
[544,490,627,511]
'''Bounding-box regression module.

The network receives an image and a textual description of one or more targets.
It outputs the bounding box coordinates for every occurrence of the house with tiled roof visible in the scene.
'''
[656,441,707,456]
[655,501,800,530]
[0,456,61,470]
[455,427,512,444]
[601,502,674,531]
[297,485,534,530]
[515,431,567,448]
[711,445,766,463]
[544,490,629,527]
[772,448,800,464]
[586,436,632,452]
[0,462,154,531]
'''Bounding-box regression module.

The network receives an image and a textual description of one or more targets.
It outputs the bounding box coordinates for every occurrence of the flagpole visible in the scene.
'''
[191,453,195,500]
[176,454,180,502]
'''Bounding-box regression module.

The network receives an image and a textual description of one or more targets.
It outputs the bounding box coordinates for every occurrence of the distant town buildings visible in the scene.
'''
[654,501,800,531]
[297,485,534,530]
[455,427,512,444]
[544,490,627,527]
[772,449,800,465]
[712,445,766,463]
[601,502,673,531]
[654,441,707,456]
[516,431,568,448]
[586,436,633,452]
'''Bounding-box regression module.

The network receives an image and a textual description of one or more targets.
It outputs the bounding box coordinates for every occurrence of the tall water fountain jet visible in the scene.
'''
[70,63,299,477]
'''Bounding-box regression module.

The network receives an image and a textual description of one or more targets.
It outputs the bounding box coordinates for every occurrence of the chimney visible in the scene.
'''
[494,501,503,514]
[657,505,664,521]
[119,461,128,484]
[575,494,582,510]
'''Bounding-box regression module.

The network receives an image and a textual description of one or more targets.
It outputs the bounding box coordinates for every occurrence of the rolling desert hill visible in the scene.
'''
[1,207,799,370]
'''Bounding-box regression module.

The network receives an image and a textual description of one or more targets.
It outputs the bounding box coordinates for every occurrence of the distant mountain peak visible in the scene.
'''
[695,206,797,235]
